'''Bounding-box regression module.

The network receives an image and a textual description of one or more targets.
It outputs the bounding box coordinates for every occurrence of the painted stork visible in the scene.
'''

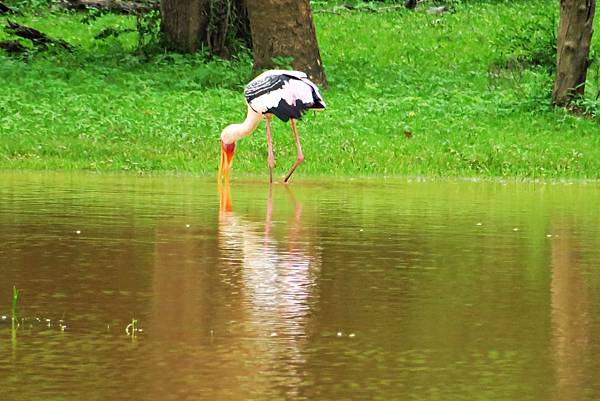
[218,69,326,183]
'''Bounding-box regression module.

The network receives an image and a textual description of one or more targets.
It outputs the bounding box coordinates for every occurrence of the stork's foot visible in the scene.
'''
[283,157,304,183]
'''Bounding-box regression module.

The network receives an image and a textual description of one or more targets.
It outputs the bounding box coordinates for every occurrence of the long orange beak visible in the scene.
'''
[218,140,235,183]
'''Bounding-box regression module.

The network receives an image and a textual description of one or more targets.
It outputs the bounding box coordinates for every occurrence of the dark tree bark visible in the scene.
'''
[245,0,327,87]
[161,0,208,53]
[5,20,73,51]
[0,1,16,15]
[553,0,596,107]
[160,0,250,57]
[58,0,158,14]
[0,40,27,54]
[206,0,251,57]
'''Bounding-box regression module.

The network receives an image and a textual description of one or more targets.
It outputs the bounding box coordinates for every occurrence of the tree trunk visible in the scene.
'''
[206,0,251,58]
[160,0,250,57]
[160,0,208,53]
[245,0,327,87]
[553,0,596,107]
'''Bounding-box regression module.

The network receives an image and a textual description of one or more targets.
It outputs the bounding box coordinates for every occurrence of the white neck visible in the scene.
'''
[221,106,263,145]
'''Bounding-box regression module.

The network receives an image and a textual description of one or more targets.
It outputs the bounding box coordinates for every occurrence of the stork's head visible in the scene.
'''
[218,138,236,183]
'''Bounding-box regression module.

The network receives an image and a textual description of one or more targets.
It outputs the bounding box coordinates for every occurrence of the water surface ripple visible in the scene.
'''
[1,172,600,401]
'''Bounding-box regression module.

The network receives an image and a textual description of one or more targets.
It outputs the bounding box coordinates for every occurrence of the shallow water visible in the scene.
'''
[1,172,600,401]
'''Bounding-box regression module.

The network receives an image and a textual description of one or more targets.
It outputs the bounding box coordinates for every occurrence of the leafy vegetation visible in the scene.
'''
[490,5,557,72]
[1,0,600,178]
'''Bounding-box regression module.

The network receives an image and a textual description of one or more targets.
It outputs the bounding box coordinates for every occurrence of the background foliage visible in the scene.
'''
[1,0,600,178]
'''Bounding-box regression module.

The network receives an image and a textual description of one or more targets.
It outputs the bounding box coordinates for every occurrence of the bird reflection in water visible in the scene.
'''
[219,181,320,342]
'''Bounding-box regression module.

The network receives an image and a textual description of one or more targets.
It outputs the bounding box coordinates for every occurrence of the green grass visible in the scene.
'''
[1,1,600,178]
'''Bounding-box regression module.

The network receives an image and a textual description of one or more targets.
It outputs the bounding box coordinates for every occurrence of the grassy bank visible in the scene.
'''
[1,1,600,178]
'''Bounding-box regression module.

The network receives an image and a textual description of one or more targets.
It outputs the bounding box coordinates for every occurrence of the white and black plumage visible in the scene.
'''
[219,70,326,184]
[245,70,326,122]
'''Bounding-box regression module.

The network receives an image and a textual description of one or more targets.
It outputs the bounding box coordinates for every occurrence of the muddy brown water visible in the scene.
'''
[1,172,600,401]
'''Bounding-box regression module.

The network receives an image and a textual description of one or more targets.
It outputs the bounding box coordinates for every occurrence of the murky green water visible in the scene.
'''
[1,172,600,401]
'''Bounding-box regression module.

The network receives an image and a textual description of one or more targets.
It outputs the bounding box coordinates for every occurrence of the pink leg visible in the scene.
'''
[266,115,275,183]
[284,118,304,183]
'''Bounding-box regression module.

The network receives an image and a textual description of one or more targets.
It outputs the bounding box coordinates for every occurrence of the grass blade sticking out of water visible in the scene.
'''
[11,286,19,324]
[125,318,138,338]
[11,286,19,350]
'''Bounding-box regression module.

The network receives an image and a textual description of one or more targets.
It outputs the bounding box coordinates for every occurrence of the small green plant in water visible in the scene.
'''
[11,286,19,324]
[11,286,19,348]
[125,318,138,338]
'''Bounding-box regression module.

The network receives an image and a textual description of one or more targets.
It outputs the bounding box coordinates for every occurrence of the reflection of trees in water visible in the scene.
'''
[148,194,244,400]
[551,222,590,401]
